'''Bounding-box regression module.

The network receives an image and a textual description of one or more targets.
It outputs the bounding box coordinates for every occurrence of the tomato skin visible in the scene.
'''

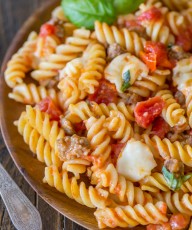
[74,121,86,133]
[151,117,170,139]
[125,19,144,32]
[137,7,162,22]
[169,213,190,230]
[40,23,56,37]
[87,80,118,105]
[111,143,126,165]
[176,28,192,52]
[147,223,171,230]
[140,42,173,71]
[37,98,62,122]
[140,51,156,72]
[134,96,165,128]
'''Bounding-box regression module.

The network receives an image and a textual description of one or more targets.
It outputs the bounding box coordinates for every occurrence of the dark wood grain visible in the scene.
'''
[0,1,86,229]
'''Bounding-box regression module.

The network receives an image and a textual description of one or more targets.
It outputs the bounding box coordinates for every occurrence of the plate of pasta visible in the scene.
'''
[1,0,192,229]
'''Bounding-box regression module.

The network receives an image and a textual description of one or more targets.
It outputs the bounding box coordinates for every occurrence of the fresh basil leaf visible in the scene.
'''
[121,70,131,92]
[114,0,145,15]
[162,166,192,191]
[61,0,116,30]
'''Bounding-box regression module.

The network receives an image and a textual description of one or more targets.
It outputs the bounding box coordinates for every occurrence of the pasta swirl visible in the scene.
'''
[79,42,106,94]
[105,111,133,143]
[15,112,61,167]
[25,105,65,154]
[5,32,38,88]
[156,89,187,127]
[94,202,168,229]
[85,116,111,170]
[96,163,154,205]
[31,28,94,81]
[8,83,60,106]
[94,21,146,56]
[43,165,110,208]
[141,134,192,167]
[65,101,134,123]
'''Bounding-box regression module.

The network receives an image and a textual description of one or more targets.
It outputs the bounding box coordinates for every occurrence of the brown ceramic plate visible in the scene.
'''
[0,1,145,229]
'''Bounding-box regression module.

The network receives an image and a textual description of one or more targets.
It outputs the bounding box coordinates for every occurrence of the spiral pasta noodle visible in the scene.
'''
[156,192,192,215]
[94,201,168,228]
[96,163,154,205]
[140,172,169,193]
[85,116,112,170]
[105,111,133,143]
[65,101,134,123]
[5,32,38,88]
[25,105,65,153]
[185,93,192,128]
[62,159,91,179]
[162,0,189,11]
[141,134,192,167]
[31,28,94,81]
[94,21,146,56]
[128,69,169,97]
[142,18,175,45]
[15,112,61,167]
[8,83,60,105]
[166,11,186,36]
[79,42,106,94]
[58,58,86,109]
[43,165,110,208]
[156,89,187,127]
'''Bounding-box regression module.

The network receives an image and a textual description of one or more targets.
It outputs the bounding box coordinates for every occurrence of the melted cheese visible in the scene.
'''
[117,140,157,182]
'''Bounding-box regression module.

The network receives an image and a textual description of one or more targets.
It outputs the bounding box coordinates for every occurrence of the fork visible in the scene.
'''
[0,163,42,230]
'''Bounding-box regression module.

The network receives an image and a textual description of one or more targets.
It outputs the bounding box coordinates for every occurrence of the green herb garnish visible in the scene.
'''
[114,0,145,15]
[121,70,131,92]
[61,0,116,30]
[162,166,192,191]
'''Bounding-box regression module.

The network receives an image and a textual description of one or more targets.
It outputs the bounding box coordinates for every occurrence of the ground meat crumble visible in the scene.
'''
[57,134,91,161]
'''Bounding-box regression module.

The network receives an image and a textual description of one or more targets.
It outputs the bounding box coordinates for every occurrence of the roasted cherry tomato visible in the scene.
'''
[87,80,118,105]
[151,117,170,139]
[37,97,62,122]
[40,23,56,37]
[134,96,165,128]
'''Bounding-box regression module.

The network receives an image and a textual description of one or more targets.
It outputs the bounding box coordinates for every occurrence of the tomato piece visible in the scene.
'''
[170,213,190,230]
[37,98,62,122]
[140,51,156,72]
[87,80,118,105]
[159,202,167,214]
[176,28,192,52]
[140,41,173,71]
[137,7,162,22]
[40,23,56,37]
[147,223,171,230]
[151,117,170,139]
[134,96,165,128]
[74,121,86,133]
[111,142,126,165]
[125,19,145,32]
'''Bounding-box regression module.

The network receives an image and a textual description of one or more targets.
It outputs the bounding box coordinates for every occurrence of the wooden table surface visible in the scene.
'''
[0,1,86,229]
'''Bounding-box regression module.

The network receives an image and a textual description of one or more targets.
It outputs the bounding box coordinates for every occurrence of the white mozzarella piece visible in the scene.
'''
[104,53,149,93]
[117,140,157,182]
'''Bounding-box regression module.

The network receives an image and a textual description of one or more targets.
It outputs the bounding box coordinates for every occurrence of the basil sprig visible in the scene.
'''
[162,166,192,191]
[114,0,145,15]
[61,0,116,30]
[121,70,131,92]
[61,0,145,30]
